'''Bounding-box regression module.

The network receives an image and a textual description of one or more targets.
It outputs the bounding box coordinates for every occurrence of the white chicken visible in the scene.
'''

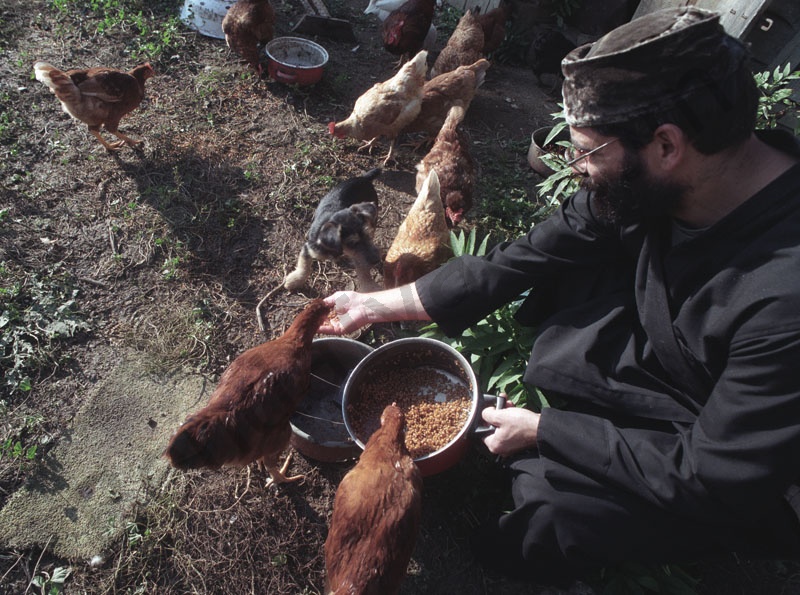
[329,50,428,166]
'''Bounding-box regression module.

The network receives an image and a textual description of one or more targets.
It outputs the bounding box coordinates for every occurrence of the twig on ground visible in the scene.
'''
[256,283,285,332]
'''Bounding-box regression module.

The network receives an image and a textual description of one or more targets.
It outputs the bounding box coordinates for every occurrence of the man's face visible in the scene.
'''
[575,140,689,225]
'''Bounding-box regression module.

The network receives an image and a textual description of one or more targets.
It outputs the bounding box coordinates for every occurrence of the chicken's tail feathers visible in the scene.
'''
[470,58,491,89]
[34,62,80,104]
[406,50,429,77]
[442,104,467,130]
[422,167,440,197]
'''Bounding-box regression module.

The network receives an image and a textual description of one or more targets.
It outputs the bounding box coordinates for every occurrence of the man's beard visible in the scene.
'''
[582,150,688,225]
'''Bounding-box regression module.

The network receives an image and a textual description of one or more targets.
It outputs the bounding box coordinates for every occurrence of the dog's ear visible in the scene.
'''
[349,202,378,226]
[315,221,343,255]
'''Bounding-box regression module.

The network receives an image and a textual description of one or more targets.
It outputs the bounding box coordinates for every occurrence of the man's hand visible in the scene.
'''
[481,403,540,457]
[317,285,432,335]
[318,291,373,335]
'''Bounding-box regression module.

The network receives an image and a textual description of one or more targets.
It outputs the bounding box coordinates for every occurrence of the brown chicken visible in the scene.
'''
[329,50,428,166]
[367,0,437,52]
[476,0,511,55]
[383,168,451,288]
[381,0,436,63]
[415,105,475,227]
[324,404,423,595]
[34,61,154,152]
[402,58,490,143]
[430,9,484,78]
[164,298,332,487]
[222,0,275,76]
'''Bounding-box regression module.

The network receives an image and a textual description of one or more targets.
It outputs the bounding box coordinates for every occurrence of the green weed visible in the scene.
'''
[47,0,184,62]
[31,566,72,595]
[0,264,90,396]
[754,62,800,133]
[418,229,543,408]
[475,139,544,238]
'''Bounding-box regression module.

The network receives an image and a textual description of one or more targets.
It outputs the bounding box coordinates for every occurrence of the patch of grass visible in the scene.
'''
[0,419,40,469]
[0,402,48,491]
[48,0,185,63]
[126,294,227,373]
[595,561,699,595]
[0,88,38,166]
[474,138,546,239]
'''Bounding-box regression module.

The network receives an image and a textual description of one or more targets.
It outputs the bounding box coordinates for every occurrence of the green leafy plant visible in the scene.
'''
[0,265,90,396]
[1,437,38,463]
[48,0,183,62]
[754,62,800,133]
[31,566,71,595]
[476,138,544,238]
[535,107,580,207]
[418,229,546,409]
[0,402,45,478]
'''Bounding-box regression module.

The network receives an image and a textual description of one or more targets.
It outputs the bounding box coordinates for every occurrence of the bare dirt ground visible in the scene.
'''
[2,0,800,593]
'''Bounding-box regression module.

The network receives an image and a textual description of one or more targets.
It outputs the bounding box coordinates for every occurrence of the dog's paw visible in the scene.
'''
[283,270,307,292]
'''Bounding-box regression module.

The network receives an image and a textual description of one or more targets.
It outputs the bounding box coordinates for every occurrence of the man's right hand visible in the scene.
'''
[318,291,373,335]
[317,284,432,335]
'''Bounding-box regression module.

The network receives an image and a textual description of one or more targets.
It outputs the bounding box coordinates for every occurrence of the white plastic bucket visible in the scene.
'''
[180,0,235,39]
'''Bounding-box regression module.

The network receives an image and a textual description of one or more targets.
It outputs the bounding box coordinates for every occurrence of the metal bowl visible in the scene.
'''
[290,338,373,462]
[528,126,570,176]
[341,338,497,477]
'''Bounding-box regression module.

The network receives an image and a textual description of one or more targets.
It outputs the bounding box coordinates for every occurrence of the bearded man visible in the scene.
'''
[318,7,800,585]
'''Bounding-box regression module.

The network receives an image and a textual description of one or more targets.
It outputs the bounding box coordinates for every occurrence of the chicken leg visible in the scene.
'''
[89,124,144,152]
[263,451,304,488]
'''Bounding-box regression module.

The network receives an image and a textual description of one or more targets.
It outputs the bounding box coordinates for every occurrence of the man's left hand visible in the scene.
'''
[481,404,540,457]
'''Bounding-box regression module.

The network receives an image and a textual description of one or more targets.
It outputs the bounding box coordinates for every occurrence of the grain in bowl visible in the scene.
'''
[346,354,472,459]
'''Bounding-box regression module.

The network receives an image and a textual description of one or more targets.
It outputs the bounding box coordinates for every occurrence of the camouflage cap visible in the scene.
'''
[561,7,749,127]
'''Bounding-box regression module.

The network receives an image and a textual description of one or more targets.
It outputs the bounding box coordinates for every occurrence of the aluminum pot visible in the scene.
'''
[264,37,328,86]
[341,337,501,477]
[528,125,570,177]
[290,338,373,463]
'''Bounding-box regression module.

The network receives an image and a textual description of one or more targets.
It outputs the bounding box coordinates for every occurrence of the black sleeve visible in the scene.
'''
[415,189,623,336]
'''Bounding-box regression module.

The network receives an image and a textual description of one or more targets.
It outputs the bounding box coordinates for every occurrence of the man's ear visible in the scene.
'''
[649,123,687,173]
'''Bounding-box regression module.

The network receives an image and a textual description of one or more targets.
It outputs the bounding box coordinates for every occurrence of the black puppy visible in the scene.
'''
[284,168,382,291]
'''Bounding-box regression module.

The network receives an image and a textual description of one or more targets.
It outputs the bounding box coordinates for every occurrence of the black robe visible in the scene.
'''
[417,131,800,529]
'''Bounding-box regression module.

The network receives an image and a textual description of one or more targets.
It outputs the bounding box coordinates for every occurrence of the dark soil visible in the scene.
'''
[1,0,799,593]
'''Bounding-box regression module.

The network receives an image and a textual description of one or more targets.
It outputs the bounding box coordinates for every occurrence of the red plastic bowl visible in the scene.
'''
[264,37,328,86]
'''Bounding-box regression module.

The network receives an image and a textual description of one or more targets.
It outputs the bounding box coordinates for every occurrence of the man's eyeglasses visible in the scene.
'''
[565,138,619,172]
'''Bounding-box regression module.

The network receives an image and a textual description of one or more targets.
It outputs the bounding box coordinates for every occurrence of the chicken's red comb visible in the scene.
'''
[327,121,336,135]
